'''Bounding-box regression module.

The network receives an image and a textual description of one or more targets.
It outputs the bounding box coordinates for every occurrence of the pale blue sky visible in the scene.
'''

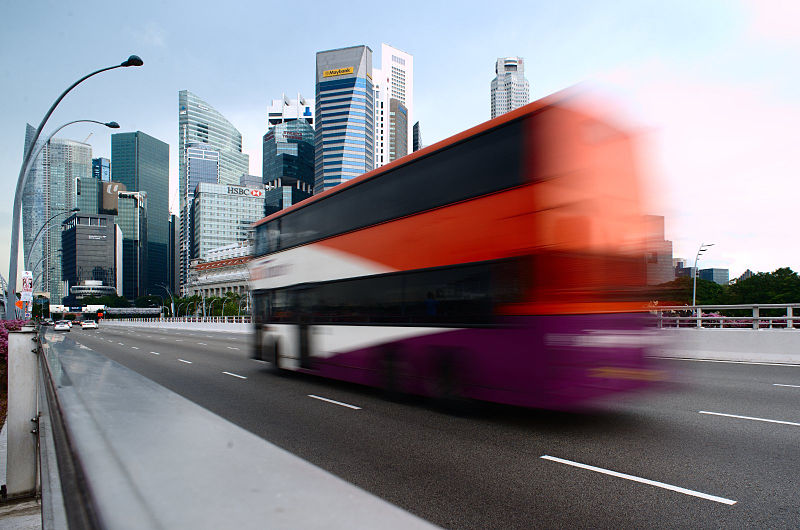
[1,0,797,278]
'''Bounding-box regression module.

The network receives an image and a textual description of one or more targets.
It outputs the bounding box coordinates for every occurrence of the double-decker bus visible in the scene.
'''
[249,91,663,410]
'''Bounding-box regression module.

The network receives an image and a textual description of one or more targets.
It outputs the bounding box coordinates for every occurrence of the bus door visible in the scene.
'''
[296,288,313,369]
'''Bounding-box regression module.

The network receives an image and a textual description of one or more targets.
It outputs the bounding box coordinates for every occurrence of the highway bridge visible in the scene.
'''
[6,311,800,528]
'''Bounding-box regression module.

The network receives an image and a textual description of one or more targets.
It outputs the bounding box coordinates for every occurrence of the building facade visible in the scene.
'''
[181,143,220,280]
[178,90,249,293]
[267,93,314,128]
[314,45,374,193]
[490,57,530,119]
[92,157,111,182]
[644,215,675,285]
[184,256,252,301]
[22,125,92,302]
[117,191,148,300]
[388,98,408,162]
[61,213,118,303]
[412,121,422,152]
[191,183,265,263]
[263,119,315,198]
[111,131,169,297]
[372,44,413,168]
[699,268,730,285]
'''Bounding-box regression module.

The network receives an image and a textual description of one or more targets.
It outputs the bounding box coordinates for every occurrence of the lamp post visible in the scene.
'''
[208,298,220,317]
[692,243,715,307]
[25,207,81,271]
[6,54,142,320]
[157,283,175,318]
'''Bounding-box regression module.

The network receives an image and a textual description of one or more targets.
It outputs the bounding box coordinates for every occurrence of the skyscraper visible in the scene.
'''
[111,131,169,298]
[388,99,408,162]
[263,119,315,194]
[178,90,249,292]
[92,157,111,182]
[22,124,92,302]
[412,121,422,152]
[490,57,530,119]
[314,45,374,193]
[372,44,413,168]
[181,143,220,281]
[267,94,314,127]
[117,191,148,299]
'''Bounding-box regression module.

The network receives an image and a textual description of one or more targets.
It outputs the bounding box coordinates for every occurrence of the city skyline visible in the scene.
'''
[1,1,799,279]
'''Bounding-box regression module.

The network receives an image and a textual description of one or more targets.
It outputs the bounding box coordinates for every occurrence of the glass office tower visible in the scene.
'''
[191,183,265,262]
[117,191,148,299]
[111,131,169,298]
[182,143,220,279]
[314,45,374,193]
[178,90,249,293]
[263,119,314,194]
[92,157,111,182]
[22,124,92,302]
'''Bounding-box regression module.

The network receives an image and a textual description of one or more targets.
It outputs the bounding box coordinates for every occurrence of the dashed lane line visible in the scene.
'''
[178,359,192,364]
[307,394,361,410]
[699,410,800,427]
[222,371,247,379]
[540,455,736,505]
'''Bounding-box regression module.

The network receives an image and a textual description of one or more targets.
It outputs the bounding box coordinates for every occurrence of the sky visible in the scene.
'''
[0,0,797,281]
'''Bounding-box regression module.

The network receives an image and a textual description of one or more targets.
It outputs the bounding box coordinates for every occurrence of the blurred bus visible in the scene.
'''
[249,91,663,410]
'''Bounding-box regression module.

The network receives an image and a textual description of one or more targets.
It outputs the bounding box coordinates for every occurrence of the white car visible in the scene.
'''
[54,321,71,332]
[81,320,98,330]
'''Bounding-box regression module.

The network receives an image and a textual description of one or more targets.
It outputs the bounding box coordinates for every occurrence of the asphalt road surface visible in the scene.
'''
[60,325,800,528]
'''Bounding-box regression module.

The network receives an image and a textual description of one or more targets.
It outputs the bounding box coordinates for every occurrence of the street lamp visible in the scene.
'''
[208,298,220,317]
[25,207,80,270]
[6,54,142,320]
[692,243,715,306]
[157,283,175,318]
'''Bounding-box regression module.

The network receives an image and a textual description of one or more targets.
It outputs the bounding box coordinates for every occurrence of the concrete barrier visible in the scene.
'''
[659,328,800,364]
[102,320,251,334]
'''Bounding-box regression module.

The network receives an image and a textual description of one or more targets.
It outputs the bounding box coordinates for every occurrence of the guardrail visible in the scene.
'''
[110,316,251,324]
[655,303,800,330]
[9,327,433,528]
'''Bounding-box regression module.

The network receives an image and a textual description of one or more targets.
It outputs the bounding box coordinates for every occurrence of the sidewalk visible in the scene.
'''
[0,422,42,529]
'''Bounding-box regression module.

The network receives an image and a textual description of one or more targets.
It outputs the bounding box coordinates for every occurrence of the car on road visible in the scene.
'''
[41,319,53,326]
[81,320,98,330]
[54,320,71,332]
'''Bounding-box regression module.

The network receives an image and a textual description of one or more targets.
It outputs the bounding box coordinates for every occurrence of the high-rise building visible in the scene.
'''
[92,157,111,182]
[388,99,408,162]
[699,268,730,285]
[22,124,92,302]
[178,90,249,292]
[239,174,262,188]
[111,131,169,298]
[76,175,100,215]
[263,119,315,195]
[372,44,413,168]
[61,213,118,303]
[412,121,422,152]
[490,57,530,119]
[267,94,314,127]
[180,143,219,290]
[191,183,265,262]
[117,191,148,299]
[644,215,674,285]
[314,45,374,193]
[169,214,179,296]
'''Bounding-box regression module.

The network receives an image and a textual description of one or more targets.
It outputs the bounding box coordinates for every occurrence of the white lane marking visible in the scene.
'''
[131,346,139,350]
[663,358,800,367]
[175,339,183,342]
[307,394,361,410]
[150,351,160,355]
[198,342,207,346]
[178,359,193,364]
[699,410,800,427]
[227,346,239,350]
[540,455,736,505]
[117,342,124,345]
[223,371,247,379]
[773,383,800,388]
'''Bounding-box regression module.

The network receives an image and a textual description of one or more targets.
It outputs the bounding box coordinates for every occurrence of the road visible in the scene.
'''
[61,325,800,528]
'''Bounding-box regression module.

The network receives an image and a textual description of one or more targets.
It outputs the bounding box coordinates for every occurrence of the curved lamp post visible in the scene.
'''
[6,54,142,320]
[157,283,175,317]
[25,207,80,270]
[207,299,220,318]
[692,243,715,307]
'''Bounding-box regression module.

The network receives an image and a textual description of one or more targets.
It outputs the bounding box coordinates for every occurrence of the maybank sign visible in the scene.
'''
[323,67,354,78]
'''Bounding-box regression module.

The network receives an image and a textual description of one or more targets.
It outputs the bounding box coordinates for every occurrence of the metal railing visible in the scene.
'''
[108,316,251,324]
[655,303,800,330]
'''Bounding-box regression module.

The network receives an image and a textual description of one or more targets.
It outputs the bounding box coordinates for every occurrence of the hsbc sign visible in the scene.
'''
[227,186,263,197]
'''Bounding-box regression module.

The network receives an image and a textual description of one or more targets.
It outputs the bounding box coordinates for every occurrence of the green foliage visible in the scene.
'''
[656,268,800,305]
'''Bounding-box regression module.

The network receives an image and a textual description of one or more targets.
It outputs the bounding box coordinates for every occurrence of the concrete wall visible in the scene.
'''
[659,328,800,364]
